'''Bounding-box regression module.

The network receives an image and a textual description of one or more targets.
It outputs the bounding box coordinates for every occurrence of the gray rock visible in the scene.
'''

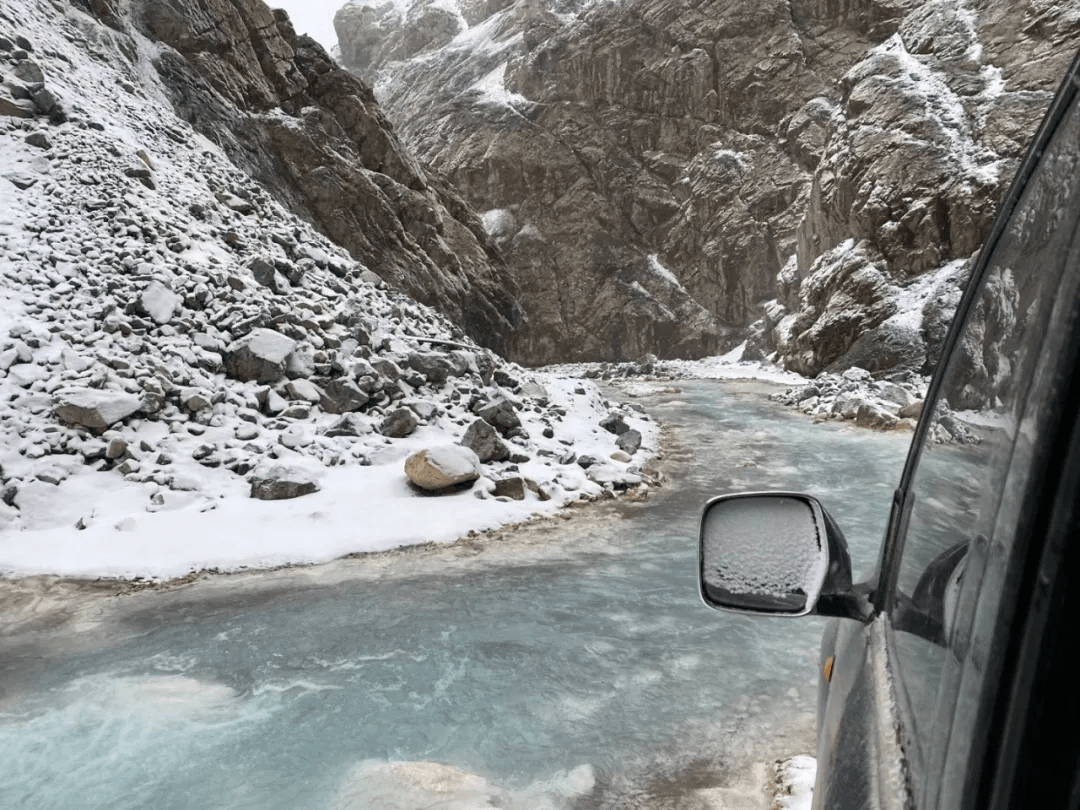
[371,357,402,381]
[460,418,510,462]
[519,380,549,404]
[324,413,373,437]
[493,369,519,389]
[54,388,141,429]
[600,412,630,435]
[407,351,454,385]
[24,131,49,149]
[380,407,419,438]
[285,379,324,403]
[319,378,369,414]
[250,465,320,500]
[492,477,526,500]
[224,328,296,382]
[404,445,481,490]
[474,352,494,385]
[475,396,520,436]
[616,429,642,454]
[180,387,212,412]
[249,256,289,294]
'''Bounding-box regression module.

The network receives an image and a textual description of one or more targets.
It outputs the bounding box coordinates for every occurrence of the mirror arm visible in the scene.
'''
[810,506,874,622]
[815,582,875,622]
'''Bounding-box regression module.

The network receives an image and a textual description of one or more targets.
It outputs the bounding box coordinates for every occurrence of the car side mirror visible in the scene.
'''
[698,492,870,621]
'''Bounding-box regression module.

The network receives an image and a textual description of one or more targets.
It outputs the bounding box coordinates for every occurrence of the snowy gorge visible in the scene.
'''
[0,0,658,578]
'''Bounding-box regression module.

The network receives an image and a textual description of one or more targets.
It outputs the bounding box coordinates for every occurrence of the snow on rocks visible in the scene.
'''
[249,464,321,500]
[0,3,660,579]
[405,445,482,490]
[53,388,141,430]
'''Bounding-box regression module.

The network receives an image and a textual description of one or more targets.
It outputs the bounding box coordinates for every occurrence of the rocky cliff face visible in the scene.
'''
[335,0,1077,370]
[77,0,523,356]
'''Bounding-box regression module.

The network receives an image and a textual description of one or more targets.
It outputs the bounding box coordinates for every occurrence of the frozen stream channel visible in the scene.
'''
[0,380,912,809]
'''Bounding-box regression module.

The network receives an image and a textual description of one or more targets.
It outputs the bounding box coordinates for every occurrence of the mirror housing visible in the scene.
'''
[698,492,871,621]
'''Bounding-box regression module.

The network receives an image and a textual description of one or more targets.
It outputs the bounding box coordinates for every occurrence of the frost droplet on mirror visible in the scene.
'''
[701,496,827,613]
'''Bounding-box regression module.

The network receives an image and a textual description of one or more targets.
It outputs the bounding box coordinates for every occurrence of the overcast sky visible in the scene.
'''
[269,0,343,53]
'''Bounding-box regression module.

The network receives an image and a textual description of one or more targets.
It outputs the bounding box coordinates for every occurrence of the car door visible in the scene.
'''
[818,48,1080,810]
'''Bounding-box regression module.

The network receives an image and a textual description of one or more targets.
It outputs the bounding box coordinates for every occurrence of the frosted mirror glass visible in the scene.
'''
[699,495,828,615]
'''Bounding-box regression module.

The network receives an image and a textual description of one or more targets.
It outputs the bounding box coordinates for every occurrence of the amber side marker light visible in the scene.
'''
[824,655,835,683]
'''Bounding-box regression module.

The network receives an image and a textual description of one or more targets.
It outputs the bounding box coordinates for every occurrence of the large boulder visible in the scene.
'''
[249,465,321,500]
[53,388,141,429]
[459,418,510,462]
[224,328,296,382]
[404,445,481,490]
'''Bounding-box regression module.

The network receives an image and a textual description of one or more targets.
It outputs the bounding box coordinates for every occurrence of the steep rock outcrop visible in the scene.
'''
[101,0,524,355]
[336,0,1076,370]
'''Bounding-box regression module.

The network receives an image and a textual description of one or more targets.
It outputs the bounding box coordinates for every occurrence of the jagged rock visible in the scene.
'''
[224,328,296,382]
[459,417,510,462]
[319,378,369,414]
[249,256,288,294]
[249,464,320,500]
[324,413,373,437]
[371,357,402,381]
[599,412,630,435]
[407,351,454,385]
[475,396,520,436]
[24,131,49,149]
[404,445,481,490]
[54,388,141,429]
[616,429,642,455]
[474,351,494,385]
[380,407,419,438]
[493,369,519,389]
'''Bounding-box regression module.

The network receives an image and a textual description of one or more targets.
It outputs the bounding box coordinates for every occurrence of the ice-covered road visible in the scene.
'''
[0,379,913,810]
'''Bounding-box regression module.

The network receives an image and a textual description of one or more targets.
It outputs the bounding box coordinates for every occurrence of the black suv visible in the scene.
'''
[698,52,1080,810]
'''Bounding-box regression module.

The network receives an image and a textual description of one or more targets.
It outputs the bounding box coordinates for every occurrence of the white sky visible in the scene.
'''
[269,0,344,53]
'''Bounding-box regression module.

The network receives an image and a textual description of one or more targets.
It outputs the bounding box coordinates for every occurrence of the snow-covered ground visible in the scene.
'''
[0,0,659,581]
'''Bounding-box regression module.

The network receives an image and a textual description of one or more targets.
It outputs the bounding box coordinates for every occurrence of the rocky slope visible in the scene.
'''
[0,0,657,562]
[85,0,525,356]
[335,0,1078,370]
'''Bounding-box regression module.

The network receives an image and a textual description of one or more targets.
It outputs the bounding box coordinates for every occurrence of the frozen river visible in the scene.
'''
[0,380,913,809]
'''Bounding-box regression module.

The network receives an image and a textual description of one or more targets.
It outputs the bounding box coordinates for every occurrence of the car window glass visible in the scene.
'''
[889,90,1080,806]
